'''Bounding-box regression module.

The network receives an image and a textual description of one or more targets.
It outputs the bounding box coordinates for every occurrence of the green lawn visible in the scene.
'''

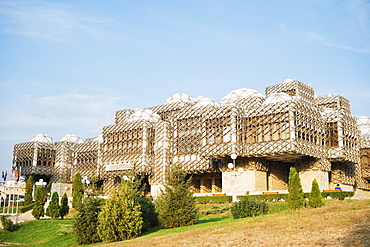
[0,219,75,247]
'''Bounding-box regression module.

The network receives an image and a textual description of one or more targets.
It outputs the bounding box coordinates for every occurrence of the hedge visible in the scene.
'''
[194,196,232,204]
[237,191,354,201]
[20,203,35,213]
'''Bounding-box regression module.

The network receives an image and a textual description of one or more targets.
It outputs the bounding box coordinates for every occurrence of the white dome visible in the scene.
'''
[92,135,103,143]
[358,126,370,136]
[31,134,53,144]
[192,96,218,108]
[282,78,295,84]
[264,92,292,105]
[356,116,370,126]
[60,134,80,142]
[128,109,161,122]
[221,88,263,104]
[327,93,336,97]
[166,93,192,104]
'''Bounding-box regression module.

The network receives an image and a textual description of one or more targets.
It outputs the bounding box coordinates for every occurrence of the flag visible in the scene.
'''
[3,170,7,181]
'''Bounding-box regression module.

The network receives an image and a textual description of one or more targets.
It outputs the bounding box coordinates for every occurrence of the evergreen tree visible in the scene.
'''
[60,192,69,219]
[308,179,325,208]
[32,185,45,220]
[46,192,60,219]
[97,180,143,242]
[72,172,83,209]
[73,198,102,245]
[155,163,198,228]
[24,176,34,206]
[287,167,305,210]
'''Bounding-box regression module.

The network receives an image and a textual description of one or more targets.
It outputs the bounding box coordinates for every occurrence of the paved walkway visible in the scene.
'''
[5,210,50,224]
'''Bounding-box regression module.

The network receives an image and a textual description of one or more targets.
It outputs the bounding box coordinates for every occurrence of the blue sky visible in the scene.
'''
[0,0,369,172]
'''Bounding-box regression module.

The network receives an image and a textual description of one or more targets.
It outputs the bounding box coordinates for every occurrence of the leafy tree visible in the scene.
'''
[155,163,199,228]
[60,192,69,219]
[24,176,34,206]
[73,198,102,245]
[97,180,143,242]
[287,167,305,210]
[46,192,60,219]
[32,185,45,220]
[308,179,325,208]
[72,172,83,209]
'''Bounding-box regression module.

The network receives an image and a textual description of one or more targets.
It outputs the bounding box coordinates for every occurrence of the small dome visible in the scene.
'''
[128,109,161,122]
[166,93,192,104]
[356,116,370,126]
[221,88,263,104]
[92,135,103,143]
[358,126,370,136]
[327,93,336,97]
[60,134,80,142]
[193,96,218,108]
[264,92,292,105]
[31,134,53,144]
[282,78,295,84]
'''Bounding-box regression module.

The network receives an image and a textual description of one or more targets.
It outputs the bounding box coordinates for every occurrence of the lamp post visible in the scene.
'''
[82,176,90,196]
[229,154,238,202]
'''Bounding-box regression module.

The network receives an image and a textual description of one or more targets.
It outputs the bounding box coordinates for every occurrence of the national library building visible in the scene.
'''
[12,79,370,198]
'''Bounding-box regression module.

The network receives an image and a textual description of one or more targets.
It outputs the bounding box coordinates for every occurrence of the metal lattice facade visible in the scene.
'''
[12,79,370,196]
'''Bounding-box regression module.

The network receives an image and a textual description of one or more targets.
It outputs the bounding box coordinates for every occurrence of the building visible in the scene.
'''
[12,79,370,197]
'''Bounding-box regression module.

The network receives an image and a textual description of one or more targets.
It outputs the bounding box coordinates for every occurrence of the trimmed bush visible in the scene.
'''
[201,205,231,216]
[287,167,305,210]
[60,193,69,219]
[195,196,232,204]
[24,176,33,206]
[20,203,35,213]
[322,191,354,200]
[32,186,45,220]
[238,194,288,202]
[308,179,325,208]
[231,199,268,219]
[46,192,60,219]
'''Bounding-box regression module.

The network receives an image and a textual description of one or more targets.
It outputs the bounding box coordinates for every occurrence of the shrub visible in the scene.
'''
[60,193,69,219]
[46,192,60,219]
[139,196,159,232]
[237,194,288,202]
[155,163,199,228]
[24,176,33,206]
[287,167,305,210]
[195,196,232,204]
[308,179,325,208]
[0,215,15,232]
[32,186,45,220]
[72,172,83,209]
[73,198,102,245]
[231,199,269,219]
[97,181,143,242]
[322,191,354,200]
[201,205,231,216]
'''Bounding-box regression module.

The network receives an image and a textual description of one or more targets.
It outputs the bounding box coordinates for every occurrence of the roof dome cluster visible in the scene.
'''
[221,88,263,105]
[60,134,80,142]
[166,93,192,104]
[31,134,53,144]
[263,92,292,105]
[128,109,161,122]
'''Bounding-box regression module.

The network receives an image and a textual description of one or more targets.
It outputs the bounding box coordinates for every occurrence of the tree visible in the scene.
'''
[46,192,60,219]
[24,176,34,206]
[60,192,69,219]
[308,179,325,208]
[32,185,45,220]
[73,198,102,245]
[72,172,83,209]
[287,167,305,210]
[155,163,199,228]
[97,180,143,242]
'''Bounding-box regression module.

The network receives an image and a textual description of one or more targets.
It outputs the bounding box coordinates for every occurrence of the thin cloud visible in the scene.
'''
[0,0,113,42]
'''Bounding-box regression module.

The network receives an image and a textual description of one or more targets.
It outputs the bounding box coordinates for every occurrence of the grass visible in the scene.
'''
[0,219,76,247]
[1,200,369,246]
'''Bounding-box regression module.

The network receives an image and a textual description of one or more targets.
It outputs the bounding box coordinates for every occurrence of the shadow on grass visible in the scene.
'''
[197,216,230,224]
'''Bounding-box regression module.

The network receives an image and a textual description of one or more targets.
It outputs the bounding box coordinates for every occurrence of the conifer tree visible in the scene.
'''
[60,192,69,219]
[287,167,305,210]
[46,192,60,219]
[32,185,45,220]
[97,180,143,242]
[155,163,198,228]
[308,179,325,208]
[73,198,102,245]
[24,176,34,206]
[72,172,83,209]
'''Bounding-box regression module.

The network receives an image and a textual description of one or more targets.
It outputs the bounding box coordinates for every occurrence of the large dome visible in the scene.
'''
[192,96,218,108]
[263,92,292,105]
[221,88,263,105]
[31,134,53,144]
[128,109,161,122]
[356,116,370,126]
[166,93,192,104]
[60,134,80,142]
